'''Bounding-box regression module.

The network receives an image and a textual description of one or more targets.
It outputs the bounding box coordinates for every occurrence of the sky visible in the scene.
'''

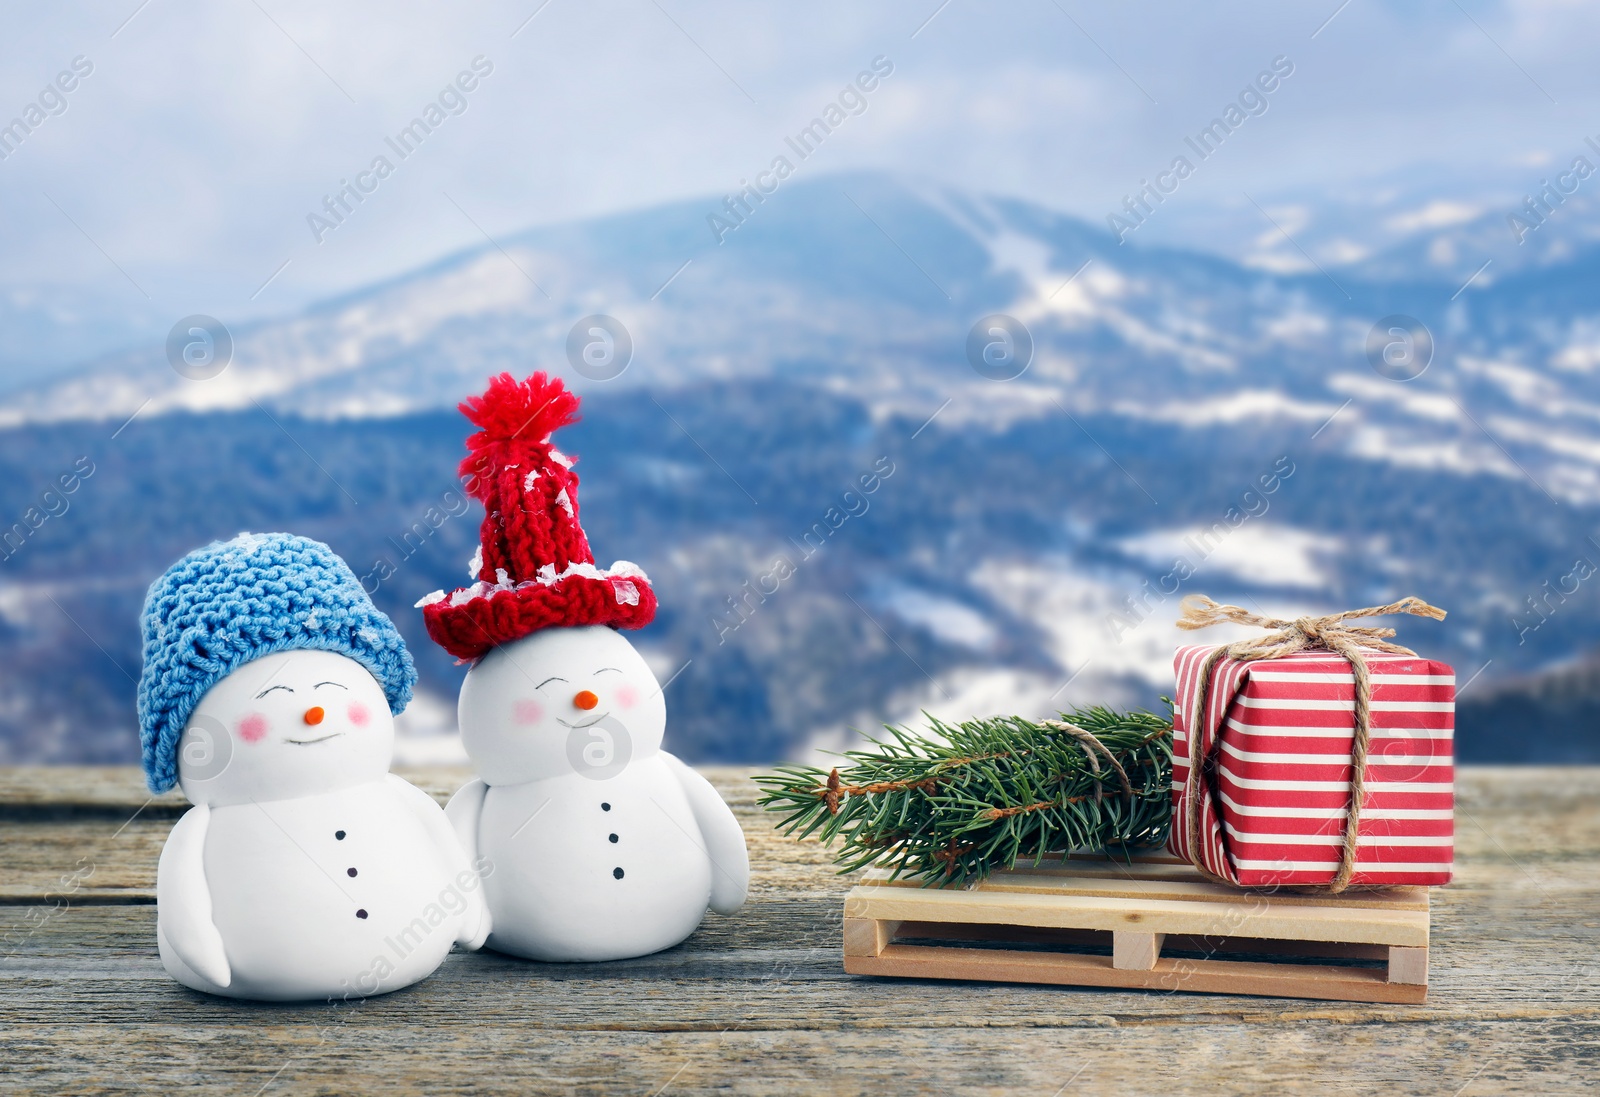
[0,0,1597,380]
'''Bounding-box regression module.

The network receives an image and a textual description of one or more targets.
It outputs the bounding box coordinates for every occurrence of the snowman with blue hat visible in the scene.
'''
[138,532,488,1001]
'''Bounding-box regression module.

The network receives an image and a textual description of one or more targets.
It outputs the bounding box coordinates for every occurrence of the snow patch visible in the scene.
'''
[1325,373,1457,420]
[1241,252,1316,274]
[969,560,1178,688]
[1321,239,1370,264]
[1486,416,1600,465]
[879,584,997,652]
[1345,423,1523,479]
[1459,356,1564,410]
[1115,390,1337,425]
[983,230,1058,301]
[1117,524,1338,589]
[1552,338,1600,373]
[1384,201,1481,233]
[1260,310,1329,342]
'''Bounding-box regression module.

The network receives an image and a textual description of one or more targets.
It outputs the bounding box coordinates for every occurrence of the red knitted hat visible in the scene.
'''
[417,371,656,660]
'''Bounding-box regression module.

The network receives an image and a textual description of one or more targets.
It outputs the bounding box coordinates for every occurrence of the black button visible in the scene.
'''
[608,833,618,843]
[335,830,346,840]
[612,867,624,880]
[356,909,368,919]
[347,868,358,877]
[601,802,611,811]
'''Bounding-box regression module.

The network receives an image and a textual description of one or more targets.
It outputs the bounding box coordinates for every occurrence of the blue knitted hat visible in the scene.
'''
[137,532,417,793]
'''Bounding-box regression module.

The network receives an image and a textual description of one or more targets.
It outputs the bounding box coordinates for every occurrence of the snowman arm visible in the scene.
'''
[442,777,488,868]
[156,805,231,988]
[660,752,749,915]
[389,774,491,950]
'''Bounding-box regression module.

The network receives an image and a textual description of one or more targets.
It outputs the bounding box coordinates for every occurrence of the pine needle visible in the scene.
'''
[754,705,1174,887]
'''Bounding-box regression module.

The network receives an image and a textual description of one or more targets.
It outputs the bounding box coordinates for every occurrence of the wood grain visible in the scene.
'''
[844,882,1430,946]
[845,942,1430,1005]
[2,765,1597,1095]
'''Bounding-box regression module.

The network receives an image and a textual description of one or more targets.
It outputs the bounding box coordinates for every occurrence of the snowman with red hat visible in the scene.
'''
[418,371,748,962]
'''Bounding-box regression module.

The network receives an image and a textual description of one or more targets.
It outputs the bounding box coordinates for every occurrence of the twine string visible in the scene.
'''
[1175,594,1446,894]
[1039,718,1134,811]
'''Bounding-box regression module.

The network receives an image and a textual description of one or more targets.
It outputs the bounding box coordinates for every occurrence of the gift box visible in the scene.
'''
[1168,643,1456,888]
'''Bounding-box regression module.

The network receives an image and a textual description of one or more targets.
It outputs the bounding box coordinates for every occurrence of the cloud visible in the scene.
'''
[1,0,1598,377]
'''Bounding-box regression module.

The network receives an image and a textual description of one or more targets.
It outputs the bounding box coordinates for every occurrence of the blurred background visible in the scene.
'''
[1,1,1596,768]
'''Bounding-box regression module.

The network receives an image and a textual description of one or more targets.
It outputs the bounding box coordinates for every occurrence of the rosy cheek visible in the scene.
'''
[615,685,639,710]
[514,699,545,725]
[348,702,370,727]
[237,713,269,744]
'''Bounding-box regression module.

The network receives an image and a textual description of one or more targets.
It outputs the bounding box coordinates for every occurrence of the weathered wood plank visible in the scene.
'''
[0,1021,1594,1096]
[2,765,1597,1095]
[847,942,1431,1004]
[4,898,1598,1025]
[0,767,188,814]
[844,883,1431,946]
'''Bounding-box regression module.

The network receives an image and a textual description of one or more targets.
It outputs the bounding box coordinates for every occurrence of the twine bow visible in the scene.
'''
[1176,594,1447,893]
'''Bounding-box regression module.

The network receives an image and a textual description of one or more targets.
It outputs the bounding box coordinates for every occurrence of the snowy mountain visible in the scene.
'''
[2,172,1598,766]
[1139,175,1600,289]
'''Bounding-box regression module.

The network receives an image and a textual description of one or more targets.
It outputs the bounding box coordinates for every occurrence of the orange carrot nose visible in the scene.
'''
[573,690,599,710]
[304,706,326,726]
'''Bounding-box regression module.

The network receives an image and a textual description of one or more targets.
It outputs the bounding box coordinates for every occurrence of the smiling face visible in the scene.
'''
[177,649,394,806]
[457,625,665,786]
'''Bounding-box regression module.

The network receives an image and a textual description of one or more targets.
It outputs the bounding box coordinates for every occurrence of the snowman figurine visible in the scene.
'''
[138,533,489,1001]
[418,371,748,962]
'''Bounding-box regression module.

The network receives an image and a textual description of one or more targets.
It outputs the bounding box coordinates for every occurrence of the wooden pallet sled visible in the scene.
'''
[842,853,1432,1004]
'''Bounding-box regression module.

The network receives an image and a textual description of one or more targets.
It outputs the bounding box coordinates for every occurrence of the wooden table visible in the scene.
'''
[2,766,1595,1095]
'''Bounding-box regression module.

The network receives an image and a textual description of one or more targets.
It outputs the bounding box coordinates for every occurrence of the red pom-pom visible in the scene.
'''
[460,371,579,443]
[457,371,580,497]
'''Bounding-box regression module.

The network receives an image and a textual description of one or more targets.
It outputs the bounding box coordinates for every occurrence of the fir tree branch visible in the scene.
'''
[755,706,1174,887]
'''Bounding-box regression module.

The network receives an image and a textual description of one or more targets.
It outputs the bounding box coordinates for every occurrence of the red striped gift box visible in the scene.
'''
[1168,644,1455,887]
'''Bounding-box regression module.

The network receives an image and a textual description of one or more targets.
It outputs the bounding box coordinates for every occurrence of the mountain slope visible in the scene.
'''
[2,173,1598,765]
